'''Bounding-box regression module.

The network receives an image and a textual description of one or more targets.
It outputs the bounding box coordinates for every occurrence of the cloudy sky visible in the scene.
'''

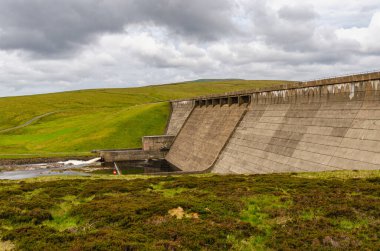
[0,0,380,97]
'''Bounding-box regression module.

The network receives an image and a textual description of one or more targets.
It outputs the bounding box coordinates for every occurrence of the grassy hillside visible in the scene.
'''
[0,80,290,158]
[0,170,379,250]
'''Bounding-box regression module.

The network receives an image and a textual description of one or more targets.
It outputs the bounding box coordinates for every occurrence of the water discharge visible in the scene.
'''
[0,157,101,180]
[0,158,174,179]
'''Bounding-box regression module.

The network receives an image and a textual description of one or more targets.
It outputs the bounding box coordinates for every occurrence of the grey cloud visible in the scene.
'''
[278,5,317,22]
[132,0,236,40]
[0,0,126,56]
[131,48,215,73]
[249,2,318,51]
[246,1,363,65]
[0,0,235,56]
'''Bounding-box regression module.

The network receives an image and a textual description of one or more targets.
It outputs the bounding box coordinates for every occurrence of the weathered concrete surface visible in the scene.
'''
[143,135,175,151]
[100,149,166,162]
[213,79,380,173]
[165,104,247,172]
[167,72,380,173]
[96,135,174,162]
[166,100,194,135]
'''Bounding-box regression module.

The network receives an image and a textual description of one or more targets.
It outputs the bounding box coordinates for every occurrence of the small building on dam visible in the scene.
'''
[99,71,380,174]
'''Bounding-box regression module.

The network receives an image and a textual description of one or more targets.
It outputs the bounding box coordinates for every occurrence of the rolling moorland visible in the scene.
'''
[0,80,289,159]
[0,171,379,250]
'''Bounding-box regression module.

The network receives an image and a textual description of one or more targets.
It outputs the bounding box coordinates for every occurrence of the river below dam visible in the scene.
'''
[0,158,175,180]
[99,160,175,175]
[0,168,90,180]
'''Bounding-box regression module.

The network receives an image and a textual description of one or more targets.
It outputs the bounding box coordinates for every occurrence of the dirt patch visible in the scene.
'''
[168,207,199,219]
[0,241,15,251]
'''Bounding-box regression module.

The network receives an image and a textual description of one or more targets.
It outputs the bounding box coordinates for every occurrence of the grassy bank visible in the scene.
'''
[0,170,379,250]
[0,80,288,159]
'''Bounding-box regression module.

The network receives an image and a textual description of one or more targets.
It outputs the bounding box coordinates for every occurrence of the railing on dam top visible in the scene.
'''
[173,70,380,107]
[302,69,380,83]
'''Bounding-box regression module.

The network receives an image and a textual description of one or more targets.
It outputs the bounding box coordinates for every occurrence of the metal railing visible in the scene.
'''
[302,69,380,83]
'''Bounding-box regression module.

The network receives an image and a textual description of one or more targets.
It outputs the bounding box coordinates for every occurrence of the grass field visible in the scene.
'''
[0,80,289,159]
[0,170,379,250]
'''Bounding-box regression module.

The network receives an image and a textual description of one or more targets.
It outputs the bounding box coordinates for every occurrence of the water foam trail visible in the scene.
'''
[58,157,101,166]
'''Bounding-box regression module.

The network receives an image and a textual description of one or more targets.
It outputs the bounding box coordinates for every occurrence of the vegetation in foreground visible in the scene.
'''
[0,170,379,250]
[0,80,289,159]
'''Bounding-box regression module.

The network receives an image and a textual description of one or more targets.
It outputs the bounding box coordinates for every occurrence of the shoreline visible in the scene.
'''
[0,156,95,166]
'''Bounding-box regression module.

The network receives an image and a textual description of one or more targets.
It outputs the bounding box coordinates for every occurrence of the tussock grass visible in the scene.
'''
[44,195,95,232]
[293,170,380,180]
[150,182,190,198]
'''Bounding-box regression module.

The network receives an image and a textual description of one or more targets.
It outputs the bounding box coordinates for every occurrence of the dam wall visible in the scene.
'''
[166,100,194,136]
[166,72,380,173]
[142,135,175,151]
[165,104,247,172]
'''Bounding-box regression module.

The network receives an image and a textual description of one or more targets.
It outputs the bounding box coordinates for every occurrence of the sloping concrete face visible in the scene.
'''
[142,135,175,151]
[212,80,380,173]
[166,101,194,136]
[165,104,246,172]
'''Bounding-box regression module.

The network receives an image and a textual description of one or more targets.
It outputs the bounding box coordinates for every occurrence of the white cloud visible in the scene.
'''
[336,12,380,53]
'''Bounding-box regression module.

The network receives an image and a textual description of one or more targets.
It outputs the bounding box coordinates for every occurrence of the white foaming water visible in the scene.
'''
[58,157,101,166]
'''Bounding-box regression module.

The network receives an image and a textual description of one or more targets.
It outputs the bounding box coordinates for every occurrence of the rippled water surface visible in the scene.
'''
[0,168,90,180]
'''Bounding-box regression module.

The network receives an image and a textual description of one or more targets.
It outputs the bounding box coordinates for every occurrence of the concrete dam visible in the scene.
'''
[164,72,380,174]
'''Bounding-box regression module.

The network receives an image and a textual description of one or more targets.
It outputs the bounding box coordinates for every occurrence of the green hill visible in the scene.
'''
[0,80,291,159]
